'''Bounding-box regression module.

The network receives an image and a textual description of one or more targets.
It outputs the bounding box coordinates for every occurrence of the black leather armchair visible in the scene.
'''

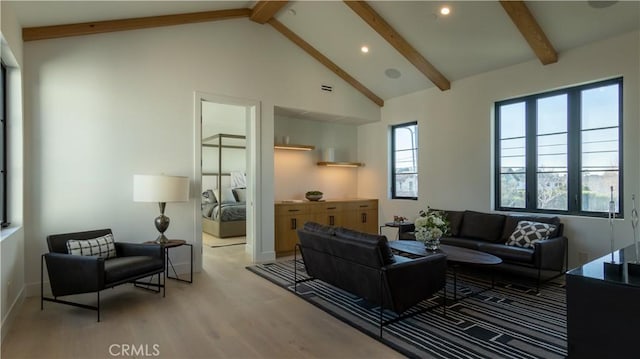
[41,229,165,321]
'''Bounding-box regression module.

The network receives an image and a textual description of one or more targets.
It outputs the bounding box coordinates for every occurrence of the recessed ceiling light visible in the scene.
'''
[440,6,451,15]
[361,46,369,53]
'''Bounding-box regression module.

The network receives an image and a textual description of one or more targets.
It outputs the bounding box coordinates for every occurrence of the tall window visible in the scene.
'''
[495,77,622,217]
[391,122,418,199]
[1,61,7,227]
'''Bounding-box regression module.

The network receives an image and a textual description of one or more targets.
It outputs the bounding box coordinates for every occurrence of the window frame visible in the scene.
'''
[1,61,8,227]
[494,77,623,218]
[391,121,418,200]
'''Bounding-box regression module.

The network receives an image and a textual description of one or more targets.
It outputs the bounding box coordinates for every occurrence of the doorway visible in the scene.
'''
[194,92,260,270]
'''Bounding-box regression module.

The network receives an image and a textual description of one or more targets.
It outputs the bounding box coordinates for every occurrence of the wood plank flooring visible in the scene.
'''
[1,244,403,358]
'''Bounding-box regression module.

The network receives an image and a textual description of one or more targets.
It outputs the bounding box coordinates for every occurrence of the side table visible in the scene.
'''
[144,240,193,284]
[379,222,414,240]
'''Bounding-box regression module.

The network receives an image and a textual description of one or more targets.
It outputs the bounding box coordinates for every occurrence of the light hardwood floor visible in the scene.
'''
[1,244,403,358]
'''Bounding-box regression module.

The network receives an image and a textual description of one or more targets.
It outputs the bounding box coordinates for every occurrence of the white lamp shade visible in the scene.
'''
[133,175,190,203]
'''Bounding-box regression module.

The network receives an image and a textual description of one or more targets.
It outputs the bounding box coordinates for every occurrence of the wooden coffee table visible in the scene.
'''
[389,240,502,300]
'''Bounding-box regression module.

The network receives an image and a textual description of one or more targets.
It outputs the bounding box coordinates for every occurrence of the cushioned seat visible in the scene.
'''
[478,243,535,263]
[104,256,165,284]
[440,237,484,250]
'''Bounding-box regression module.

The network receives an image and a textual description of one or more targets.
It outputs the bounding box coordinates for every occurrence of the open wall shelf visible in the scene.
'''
[317,161,364,168]
[274,144,315,151]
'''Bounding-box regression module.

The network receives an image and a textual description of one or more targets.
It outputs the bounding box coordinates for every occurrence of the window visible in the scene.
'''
[1,61,7,227]
[391,122,418,199]
[495,77,622,217]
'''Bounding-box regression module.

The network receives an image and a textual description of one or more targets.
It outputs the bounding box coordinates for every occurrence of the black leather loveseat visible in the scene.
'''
[414,210,568,289]
[296,222,446,336]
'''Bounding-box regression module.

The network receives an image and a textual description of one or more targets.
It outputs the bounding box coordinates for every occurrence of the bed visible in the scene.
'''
[202,188,246,238]
[201,133,247,238]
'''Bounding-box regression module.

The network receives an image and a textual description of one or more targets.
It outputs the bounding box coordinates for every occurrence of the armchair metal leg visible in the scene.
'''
[97,291,100,322]
[41,255,45,311]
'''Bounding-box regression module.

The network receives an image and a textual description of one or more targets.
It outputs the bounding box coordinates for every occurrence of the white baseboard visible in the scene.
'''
[1,286,25,344]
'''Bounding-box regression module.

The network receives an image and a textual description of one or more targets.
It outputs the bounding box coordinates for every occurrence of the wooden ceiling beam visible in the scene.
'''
[344,0,450,91]
[499,0,558,65]
[23,8,252,41]
[268,19,384,107]
[250,1,289,24]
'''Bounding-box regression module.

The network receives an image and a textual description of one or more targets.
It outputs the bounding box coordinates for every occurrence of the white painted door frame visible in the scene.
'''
[193,92,261,269]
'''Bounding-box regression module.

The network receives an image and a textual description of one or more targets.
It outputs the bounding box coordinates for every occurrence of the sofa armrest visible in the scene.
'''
[115,242,163,259]
[383,254,447,313]
[44,253,105,297]
[534,236,567,271]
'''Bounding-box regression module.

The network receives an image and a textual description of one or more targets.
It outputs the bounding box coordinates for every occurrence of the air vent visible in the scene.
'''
[321,84,333,92]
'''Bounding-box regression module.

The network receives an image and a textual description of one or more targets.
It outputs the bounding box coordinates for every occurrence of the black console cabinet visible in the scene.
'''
[566,244,640,358]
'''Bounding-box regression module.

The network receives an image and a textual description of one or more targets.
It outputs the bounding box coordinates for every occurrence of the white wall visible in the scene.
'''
[274,116,360,200]
[358,31,640,268]
[23,18,380,293]
[0,0,25,343]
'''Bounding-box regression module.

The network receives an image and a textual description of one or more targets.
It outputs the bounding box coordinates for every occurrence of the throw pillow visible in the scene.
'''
[202,189,217,204]
[213,187,236,204]
[506,221,557,249]
[233,188,247,202]
[66,233,117,259]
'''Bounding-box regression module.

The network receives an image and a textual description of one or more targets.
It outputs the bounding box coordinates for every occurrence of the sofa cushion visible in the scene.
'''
[501,215,561,242]
[66,234,117,259]
[506,221,556,249]
[459,211,506,243]
[478,243,534,263]
[440,237,484,250]
[335,227,395,265]
[303,221,336,236]
[444,211,464,237]
[104,256,164,284]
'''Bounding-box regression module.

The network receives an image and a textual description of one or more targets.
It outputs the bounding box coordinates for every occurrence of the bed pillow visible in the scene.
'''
[506,221,556,249]
[233,188,247,202]
[66,234,117,259]
[202,190,217,204]
[214,187,237,204]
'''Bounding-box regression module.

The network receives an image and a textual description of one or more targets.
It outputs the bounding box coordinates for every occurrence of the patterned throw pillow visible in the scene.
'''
[506,221,557,249]
[66,233,117,259]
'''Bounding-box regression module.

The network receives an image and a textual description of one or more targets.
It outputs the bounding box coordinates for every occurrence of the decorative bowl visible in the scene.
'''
[305,193,323,201]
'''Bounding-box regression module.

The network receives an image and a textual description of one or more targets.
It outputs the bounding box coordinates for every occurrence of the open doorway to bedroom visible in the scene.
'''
[201,103,247,248]
[196,93,259,267]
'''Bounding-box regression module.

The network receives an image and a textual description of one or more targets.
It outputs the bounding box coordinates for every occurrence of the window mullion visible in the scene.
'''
[525,99,537,210]
[567,89,581,213]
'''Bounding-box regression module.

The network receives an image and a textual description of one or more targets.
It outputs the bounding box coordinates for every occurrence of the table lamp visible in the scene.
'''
[133,174,190,243]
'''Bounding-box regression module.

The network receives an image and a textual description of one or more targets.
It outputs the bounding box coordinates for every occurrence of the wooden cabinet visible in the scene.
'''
[275,199,378,256]
[344,200,378,234]
[274,203,312,254]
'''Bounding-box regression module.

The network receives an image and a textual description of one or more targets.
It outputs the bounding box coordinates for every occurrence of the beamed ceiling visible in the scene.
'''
[11,0,640,108]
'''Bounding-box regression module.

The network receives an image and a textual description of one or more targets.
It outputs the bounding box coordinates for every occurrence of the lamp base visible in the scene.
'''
[155,233,169,244]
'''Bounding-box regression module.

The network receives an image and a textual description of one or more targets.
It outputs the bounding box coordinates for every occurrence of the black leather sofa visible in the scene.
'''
[411,210,568,288]
[296,222,447,336]
[41,229,165,321]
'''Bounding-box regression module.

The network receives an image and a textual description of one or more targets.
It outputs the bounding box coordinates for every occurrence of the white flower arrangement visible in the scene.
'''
[414,208,450,243]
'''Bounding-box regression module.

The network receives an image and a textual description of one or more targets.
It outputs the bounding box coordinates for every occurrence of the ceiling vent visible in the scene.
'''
[321,84,333,92]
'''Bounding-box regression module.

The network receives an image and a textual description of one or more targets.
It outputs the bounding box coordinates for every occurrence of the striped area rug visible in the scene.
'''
[247,259,567,359]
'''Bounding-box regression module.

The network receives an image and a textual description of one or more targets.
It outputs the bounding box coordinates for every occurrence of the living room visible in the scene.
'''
[1,1,639,358]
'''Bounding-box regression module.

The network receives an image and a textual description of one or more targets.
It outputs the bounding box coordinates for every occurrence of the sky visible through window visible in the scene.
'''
[393,123,418,198]
[498,82,620,213]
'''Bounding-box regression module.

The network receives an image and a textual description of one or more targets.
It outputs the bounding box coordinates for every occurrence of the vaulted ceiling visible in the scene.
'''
[10,1,640,107]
